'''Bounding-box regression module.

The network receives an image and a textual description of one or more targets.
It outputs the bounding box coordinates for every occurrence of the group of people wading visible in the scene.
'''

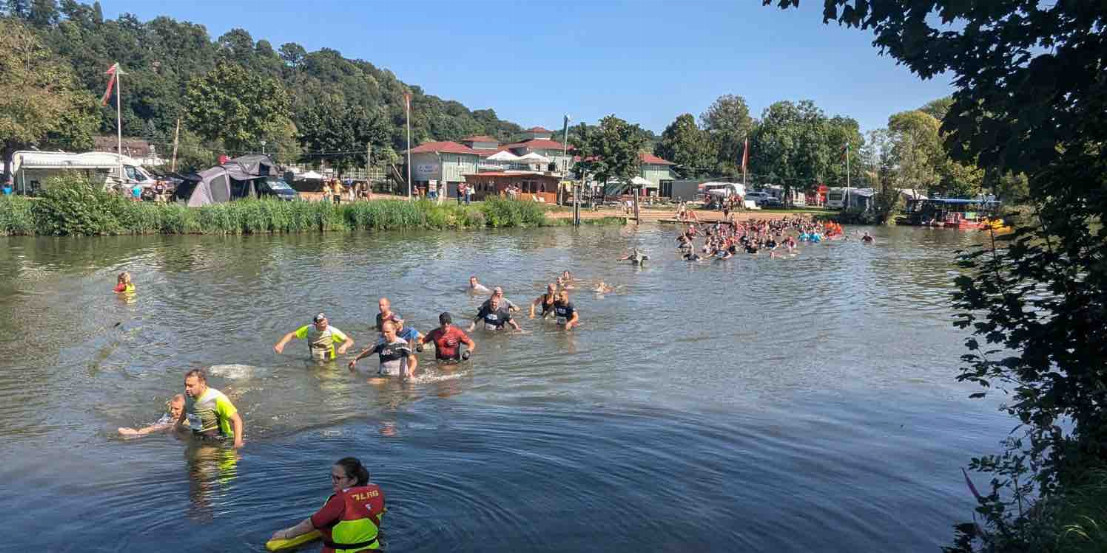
[113,272,589,551]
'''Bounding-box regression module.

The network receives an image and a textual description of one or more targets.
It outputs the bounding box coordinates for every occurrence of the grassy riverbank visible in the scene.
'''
[0,177,620,236]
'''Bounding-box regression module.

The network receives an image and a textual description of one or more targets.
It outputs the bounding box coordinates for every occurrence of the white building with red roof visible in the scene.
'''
[405,141,480,196]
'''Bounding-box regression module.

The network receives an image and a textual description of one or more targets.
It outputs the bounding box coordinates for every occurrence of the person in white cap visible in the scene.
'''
[273,313,354,361]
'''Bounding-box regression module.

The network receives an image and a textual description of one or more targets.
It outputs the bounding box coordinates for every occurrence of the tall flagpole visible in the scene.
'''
[845,141,851,208]
[404,92,412,199]
[116,64,124,187]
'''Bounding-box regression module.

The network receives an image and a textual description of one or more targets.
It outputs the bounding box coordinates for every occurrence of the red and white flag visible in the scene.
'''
[403,92,412,112]
[741,137,750,174]
[101,63,119,106]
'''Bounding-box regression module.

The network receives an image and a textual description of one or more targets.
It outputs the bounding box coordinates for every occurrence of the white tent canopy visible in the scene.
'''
[486,150,521,162]
[517,152,551,163]
[297,170,324,180]
[630,176,652,186]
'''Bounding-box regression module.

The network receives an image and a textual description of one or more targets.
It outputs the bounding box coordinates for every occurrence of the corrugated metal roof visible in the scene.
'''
[15,150,143,169]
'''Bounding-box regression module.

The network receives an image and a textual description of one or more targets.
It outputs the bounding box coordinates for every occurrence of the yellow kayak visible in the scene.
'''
[266,530,321,552]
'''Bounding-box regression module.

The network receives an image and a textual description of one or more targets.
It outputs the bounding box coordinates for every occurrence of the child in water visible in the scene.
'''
[113,272,135,293]
[118,395,186,437]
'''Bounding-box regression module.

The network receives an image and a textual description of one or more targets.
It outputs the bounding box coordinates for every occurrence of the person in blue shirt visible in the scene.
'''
[390,316,423,351]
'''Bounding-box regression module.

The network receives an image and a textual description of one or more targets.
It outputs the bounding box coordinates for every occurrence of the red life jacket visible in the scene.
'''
[321,485,386,552]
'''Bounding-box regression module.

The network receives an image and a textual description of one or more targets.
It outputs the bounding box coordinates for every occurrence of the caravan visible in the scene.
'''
[10,150,156,195]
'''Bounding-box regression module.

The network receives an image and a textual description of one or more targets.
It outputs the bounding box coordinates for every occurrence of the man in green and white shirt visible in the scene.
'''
[177,368,244,448]
[273,313,355,361]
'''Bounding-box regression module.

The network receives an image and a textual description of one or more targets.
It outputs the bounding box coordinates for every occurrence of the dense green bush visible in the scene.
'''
[31,175,127,235]
[0,176,612,236]
[0,195,36,235]
[481,198,547,228]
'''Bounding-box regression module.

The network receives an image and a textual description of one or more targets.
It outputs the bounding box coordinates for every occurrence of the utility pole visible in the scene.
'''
[171,117,180,172]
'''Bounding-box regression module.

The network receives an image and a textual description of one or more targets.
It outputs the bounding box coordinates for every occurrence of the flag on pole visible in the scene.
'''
[741,137,750,173]
[564,114,571,128]
[101,63,119,106]
[843,141,850,160]
[403,92,411,112]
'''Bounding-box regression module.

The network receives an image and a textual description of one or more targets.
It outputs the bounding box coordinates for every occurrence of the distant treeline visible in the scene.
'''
[1,1,537,171]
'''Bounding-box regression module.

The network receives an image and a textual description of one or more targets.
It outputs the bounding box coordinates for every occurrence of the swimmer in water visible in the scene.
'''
[468,276,491,294]
[555,275,575,290]
[113,271,134,293]
[529,283,558,319]
[861,232,875,244]
[553,289,579,330]
[618,248,650,265]
[118,394,186,437]
[560,270,574,283]
[593,281,614,294]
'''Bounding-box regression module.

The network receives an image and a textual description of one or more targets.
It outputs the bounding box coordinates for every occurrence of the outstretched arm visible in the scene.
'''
[273,331,297,354]
[271,517,316,542]
[337,336,354,355]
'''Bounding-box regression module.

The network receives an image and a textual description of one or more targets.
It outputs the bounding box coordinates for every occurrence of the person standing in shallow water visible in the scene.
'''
[270,457,386,552]
[553,289,579,330]
[178,368,244,448]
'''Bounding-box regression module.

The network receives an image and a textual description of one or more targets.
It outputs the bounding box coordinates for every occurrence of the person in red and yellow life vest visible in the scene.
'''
[271,457,385,552]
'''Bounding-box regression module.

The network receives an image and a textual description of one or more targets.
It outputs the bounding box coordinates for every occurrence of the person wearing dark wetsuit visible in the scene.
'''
[529,283,558,319]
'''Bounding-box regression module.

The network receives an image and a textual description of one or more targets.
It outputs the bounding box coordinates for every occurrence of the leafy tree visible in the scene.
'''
[919,96,953,122]
[750,100,832,203]
[886,110,942,192]
[700,94,753,174]
[656,113,715,178]
[767,1,1107,550]
[278,42,306,69]
[185,61,296,158]
[0,20,97,179]
[572,116,645,194]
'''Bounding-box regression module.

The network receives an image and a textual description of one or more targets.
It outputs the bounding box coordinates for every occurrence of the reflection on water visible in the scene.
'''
[0,225,1009,551]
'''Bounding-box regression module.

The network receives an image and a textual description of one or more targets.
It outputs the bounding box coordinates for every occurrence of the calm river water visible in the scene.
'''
[0,224,1009,552]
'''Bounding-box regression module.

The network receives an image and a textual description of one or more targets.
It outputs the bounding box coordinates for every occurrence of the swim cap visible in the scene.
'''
[314,313,327,323]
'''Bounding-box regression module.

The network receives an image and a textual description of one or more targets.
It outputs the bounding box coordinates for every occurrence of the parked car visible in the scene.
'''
[259,178,298,201]
[744,191,771,206]
[762,197,784,208]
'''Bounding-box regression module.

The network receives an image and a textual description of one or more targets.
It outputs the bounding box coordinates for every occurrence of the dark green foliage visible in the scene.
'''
[767,1,1107,551]
[6,2,524,163]
[0,175,579,236]
[656,114,715,178]
[31,174,126,235]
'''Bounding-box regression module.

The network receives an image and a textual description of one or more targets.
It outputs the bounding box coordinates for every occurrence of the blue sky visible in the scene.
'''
[101,0,953,134]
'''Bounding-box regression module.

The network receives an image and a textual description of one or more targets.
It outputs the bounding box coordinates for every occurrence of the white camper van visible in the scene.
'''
[10,151,155,195]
